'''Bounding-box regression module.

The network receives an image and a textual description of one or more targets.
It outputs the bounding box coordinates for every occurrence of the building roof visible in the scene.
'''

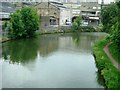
[80,2,100,9]
[35,1,66,10]
[79,2,101,12]
[50,2,66,9]
[0,2,16,13]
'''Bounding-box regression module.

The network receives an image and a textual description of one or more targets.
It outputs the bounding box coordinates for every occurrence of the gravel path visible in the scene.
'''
[103,43,120,71]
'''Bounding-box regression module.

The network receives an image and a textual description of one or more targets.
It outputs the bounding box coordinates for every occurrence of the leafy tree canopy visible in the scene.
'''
[8,7,40,39]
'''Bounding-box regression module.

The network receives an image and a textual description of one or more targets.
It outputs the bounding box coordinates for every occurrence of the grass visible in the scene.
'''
[109,43,120,64]
[93,39,120,89]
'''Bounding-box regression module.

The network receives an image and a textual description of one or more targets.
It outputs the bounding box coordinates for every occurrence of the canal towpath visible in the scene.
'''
[104,43,120,71]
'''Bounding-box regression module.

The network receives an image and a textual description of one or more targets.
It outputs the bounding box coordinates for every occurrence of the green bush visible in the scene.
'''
[111,1,120,51]
[8,7,40,39]
[2,21,9,30]
[101,3,117,33]
[101,1,120,51]
[72,22,78,31]
[102,65,120,89]
[109,42,120,63]
[20,7,40,37]
[9,10,24,38]
[111,26,120,51]
[72,16,82,31]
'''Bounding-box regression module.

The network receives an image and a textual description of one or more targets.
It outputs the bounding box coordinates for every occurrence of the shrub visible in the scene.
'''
[110,1,120,51]
[20,7,40,37]
[72,16,82,31]
[101,1,120,51]
[101,3,117,33]
[8,7,40,39]
[9,10,24,39]
[111,25,120,51]
[72,22,78,31]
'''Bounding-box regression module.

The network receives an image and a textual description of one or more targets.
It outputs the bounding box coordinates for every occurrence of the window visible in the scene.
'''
[93,7,97,9]
[98,7,101,9]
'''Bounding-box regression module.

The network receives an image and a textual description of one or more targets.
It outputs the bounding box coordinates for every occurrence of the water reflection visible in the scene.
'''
[2,32,107,88]
[71,33,96,52]
[2,32,106,64]
[38,35,59,57]
[2,38,39,64]
[72,33,80,47]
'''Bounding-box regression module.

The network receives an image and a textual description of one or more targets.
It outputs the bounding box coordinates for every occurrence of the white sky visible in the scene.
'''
[59,0,115,4]
[1,0,115,4]
[98,0,115,4]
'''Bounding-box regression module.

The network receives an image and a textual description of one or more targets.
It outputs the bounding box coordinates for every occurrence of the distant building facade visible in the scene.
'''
[59,8,71,25]
[0,2,16,19]
[35,2,63,28]
[61,1,101,24]
[80,2,101,24]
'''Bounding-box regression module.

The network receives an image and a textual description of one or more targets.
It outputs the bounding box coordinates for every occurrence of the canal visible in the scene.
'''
[1,32,107,88]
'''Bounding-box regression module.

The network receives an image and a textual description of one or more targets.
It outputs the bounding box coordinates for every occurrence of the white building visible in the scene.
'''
[59,8,72,25]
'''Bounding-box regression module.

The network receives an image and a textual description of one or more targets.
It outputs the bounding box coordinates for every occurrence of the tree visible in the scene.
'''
[9,10,24,39]
[111,1,120,51]
[72,16,82,31]
[20,7,40,37]
[8,7,40,39]
[101,3,118,33]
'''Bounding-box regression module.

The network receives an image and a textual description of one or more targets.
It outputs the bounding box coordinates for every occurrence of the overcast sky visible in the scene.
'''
[59,0,115,4]
[75,0,115,4]
[98,0,115,4]
[63,0,115,4]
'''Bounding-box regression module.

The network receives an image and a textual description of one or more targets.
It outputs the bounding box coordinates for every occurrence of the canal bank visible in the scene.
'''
[93,39,120,89]
[1,25,98,43]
